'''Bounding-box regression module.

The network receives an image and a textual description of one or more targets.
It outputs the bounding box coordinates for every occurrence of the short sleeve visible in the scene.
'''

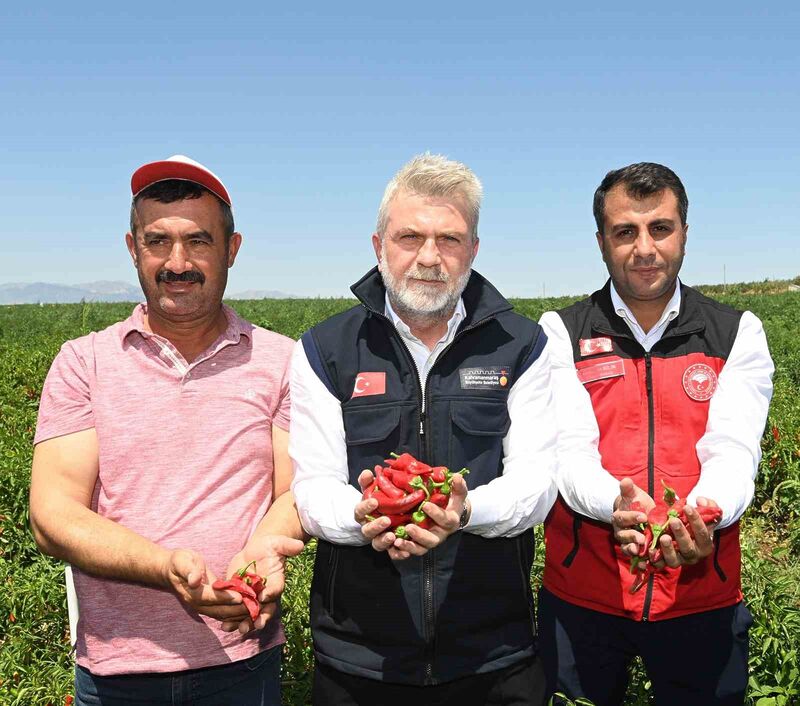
[34,341,95,444]
[271,349,292,432]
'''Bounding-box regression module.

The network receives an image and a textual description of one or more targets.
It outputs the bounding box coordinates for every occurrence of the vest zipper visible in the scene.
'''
[419,315,497,683]
[642,351,655,622]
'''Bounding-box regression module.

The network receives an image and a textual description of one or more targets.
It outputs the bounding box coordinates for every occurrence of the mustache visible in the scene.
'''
[405,267,449,283]
[156,270,205,284]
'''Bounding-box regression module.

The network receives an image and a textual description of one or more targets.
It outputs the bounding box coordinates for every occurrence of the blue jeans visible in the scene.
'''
[74,645,282,705]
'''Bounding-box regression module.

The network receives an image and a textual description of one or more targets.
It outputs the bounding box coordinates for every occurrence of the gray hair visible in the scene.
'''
[376,153,483,239]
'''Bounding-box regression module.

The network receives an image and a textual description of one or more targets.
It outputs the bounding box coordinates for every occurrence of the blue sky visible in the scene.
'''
[1,2,797,297]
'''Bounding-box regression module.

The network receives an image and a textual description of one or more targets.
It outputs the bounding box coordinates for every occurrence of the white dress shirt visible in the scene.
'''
[384,294,465,408]
[610,281,681,352]
[291,298,558,544]
[540,282,773,528]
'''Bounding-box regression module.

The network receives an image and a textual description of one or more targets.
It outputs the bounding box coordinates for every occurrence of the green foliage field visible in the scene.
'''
[1,287,799,705]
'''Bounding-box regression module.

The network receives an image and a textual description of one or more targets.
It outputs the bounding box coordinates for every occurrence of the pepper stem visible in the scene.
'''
[237,560,258,578]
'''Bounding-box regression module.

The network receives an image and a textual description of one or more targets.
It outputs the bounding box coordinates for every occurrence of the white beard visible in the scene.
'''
[379,242,472,324]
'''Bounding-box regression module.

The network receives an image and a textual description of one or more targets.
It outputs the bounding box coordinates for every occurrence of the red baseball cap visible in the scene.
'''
[131,154,232,207]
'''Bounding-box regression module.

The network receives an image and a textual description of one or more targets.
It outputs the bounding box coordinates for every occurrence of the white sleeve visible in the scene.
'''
[464,333,558,538]
[289,340,368,545]
[539,311,619,523]
[688,312,774,528]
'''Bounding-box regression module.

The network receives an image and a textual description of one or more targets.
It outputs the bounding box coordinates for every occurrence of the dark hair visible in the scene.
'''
[593,162,688,235]
[129,180,235,242]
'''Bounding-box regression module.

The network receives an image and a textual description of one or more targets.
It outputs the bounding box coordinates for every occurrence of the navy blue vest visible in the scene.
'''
[302,267,548,685]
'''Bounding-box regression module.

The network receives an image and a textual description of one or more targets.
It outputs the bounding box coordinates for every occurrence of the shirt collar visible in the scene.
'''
[384,294,466,342]
[121,303,252,344]
[609,279,682,332]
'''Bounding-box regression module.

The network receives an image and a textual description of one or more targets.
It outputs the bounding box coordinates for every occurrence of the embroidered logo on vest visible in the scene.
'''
[579,337,613,356]
[682,363,718,401]
[459,366,510,390]
[352,372,386,398]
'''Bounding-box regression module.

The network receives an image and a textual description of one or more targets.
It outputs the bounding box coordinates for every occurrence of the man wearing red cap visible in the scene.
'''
[29,155,305,705]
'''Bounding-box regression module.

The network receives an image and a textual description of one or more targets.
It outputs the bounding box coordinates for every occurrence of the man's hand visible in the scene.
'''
[390,474,469,558]
[220,535,305,634]
[353,468,412,560]
[655,497,720,568]
[611,478,655,557]
[163,549,251,622]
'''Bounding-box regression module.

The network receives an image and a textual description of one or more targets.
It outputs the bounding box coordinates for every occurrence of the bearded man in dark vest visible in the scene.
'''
[290,153,559,705]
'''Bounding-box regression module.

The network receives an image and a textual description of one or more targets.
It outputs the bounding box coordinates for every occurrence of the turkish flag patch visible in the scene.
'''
[352,372,386,398]
[579,337,613,356]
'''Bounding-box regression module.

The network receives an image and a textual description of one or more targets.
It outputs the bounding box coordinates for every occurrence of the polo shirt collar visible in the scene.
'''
[121,303,253,344]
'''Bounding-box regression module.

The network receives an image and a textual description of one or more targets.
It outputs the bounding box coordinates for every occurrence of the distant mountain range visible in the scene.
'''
[0,281,295,304]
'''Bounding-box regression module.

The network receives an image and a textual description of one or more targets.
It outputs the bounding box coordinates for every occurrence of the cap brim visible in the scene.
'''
[131,161,231,207]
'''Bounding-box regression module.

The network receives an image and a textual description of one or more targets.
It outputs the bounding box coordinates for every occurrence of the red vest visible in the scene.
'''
[543,283,744,621]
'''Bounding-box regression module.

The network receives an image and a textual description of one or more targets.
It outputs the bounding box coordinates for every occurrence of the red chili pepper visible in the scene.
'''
[240,572,265,595]
[382,512,413,528]
[390,470,421,493]
[696,506,722,524]
[212,576,260,620]
[429,492,448,508]
[430,466,448,483]
[386,453,416,471]
[375,465,405,498]
[409,460,432,475]
[639,527,653,557]
[213,576,256,598]
[212,561,267,621]
[362,481,379,501]
[647,506,669,527]
[371,488,396,506]
[242,595,260,621]
[376,489,426,514]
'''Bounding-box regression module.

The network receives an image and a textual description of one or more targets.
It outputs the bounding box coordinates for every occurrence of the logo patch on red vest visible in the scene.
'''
[352,372,386,398]
[682,363,718,401]
[579,337,613,356]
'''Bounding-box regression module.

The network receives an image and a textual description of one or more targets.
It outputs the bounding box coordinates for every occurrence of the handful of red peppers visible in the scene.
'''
[363,452,469,538]
[212,561,266,621]
[628,481,722,593]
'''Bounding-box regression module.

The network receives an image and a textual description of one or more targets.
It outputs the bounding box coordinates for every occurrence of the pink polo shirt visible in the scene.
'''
[35,304,294,676]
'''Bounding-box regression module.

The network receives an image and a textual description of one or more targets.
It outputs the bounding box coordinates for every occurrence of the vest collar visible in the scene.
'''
[350,267,513,329]
[590,279,705,341]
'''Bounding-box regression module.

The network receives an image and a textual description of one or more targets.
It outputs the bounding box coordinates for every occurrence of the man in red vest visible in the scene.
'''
[538,162,773,705]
